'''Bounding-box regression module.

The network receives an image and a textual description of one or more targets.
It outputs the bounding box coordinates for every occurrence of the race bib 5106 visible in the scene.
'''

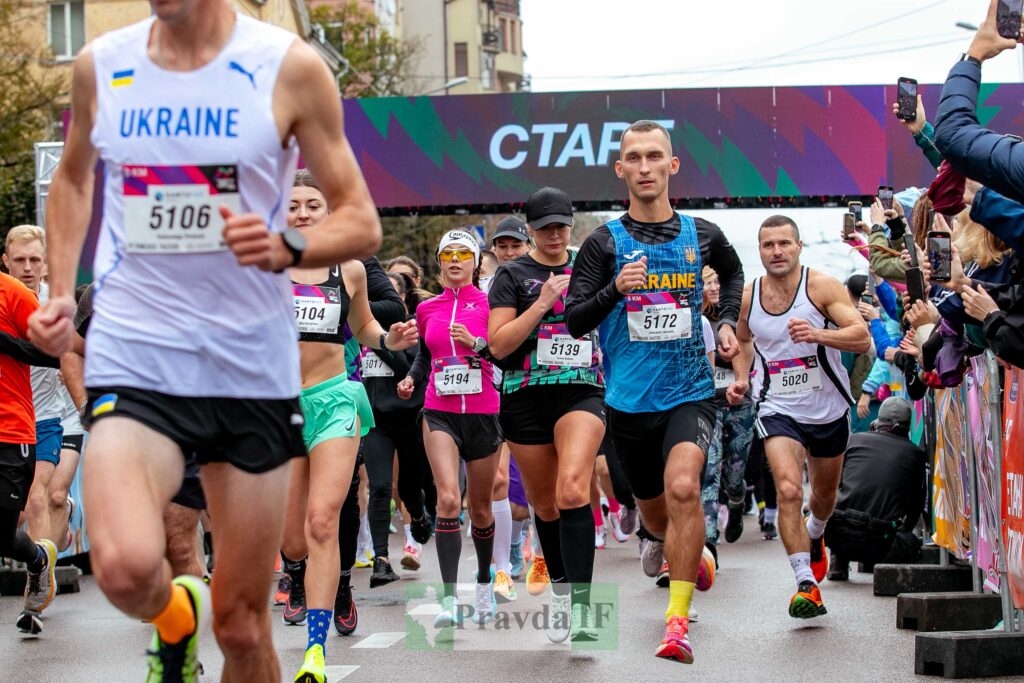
[122,164,240,254]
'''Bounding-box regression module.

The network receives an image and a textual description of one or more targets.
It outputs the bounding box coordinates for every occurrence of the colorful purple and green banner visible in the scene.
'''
[344,82,1021,210]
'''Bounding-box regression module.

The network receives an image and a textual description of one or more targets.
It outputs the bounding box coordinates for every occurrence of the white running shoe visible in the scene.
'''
[24,539,57,613]
[433,595,460,628]
[608,511,629,543]
[570,602,598,642]
[471,581,496,625]
[547,591,571,643]
[640,538,665,577]
[594,526,607,549]
[689,602,699,622]
[618,506,638,535]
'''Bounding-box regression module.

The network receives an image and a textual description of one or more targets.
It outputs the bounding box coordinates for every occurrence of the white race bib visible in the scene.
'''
[767,356,823,396]
[434,356,483,396]
[293,284,342,336]
[536,324,592,368]
[122,164,240,253]
[714,367,735,390]
[625,291,691,342]
[360,349,394,378]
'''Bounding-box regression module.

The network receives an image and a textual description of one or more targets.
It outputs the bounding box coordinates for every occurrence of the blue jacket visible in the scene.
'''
[971,187,1024,253]
[935,60,1024,203]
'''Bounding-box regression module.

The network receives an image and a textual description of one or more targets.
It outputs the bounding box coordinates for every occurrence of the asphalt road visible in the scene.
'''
[1,514,1018,682]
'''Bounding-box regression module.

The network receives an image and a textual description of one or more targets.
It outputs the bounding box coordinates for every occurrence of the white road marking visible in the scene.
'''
[351,632,406,649]
[325,665,359,679]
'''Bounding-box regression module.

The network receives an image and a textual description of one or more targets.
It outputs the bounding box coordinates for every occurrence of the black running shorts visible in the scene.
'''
[0,442,35,512]
[500,384,606,445]
[170,454,207,511]
[60,434,84,454]
[756,412,850,459]
[607,399,717,501]
[420,409,502,462]
[85,387,306,474]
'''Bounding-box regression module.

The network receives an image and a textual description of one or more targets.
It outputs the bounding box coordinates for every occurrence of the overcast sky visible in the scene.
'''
[520,0,1024,92]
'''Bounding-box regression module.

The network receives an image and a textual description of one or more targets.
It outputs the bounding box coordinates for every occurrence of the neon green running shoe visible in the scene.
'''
[145,575,210,682]
[294,644,326,683]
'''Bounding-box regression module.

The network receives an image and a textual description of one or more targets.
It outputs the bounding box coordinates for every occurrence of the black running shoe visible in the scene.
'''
[762,522,778,541]
[370,556,400,588]
[333,584,357,636]
[409,515,433,545]
[724,503,744,544]
[283,573,307,625]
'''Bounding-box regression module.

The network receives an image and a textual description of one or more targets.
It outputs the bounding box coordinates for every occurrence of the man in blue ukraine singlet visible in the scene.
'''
[566,120,745,664]
[28,2,381,681]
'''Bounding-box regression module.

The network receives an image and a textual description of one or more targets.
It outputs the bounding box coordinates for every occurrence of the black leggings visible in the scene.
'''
[363,410,428,558]
[338,461,361,571]
[0,508,38,564]
[600,435,636,510]
[745,437,777,508]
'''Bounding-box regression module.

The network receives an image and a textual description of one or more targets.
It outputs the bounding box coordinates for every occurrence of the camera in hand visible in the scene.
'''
[926,231,952,282]
[843,213,857,239]
[896,78,917,122]
[998,0,1024,40]
[877,185,895,211]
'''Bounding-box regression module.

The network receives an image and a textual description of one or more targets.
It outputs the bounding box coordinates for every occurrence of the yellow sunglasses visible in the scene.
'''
[438,248,475,263]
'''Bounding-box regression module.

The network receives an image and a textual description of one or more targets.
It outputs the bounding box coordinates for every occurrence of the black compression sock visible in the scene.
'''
[435,517,462,597]
[471,522,495,584]
[533,515,568,596]
[559,505,595,607]
[24,535,46,573]
[339,568,352,589]
[281,552,306,579]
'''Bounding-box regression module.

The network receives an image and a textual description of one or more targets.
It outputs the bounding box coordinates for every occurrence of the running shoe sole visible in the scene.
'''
[655,640,694,664]
[788,594,828,619]
[16,609,42,636]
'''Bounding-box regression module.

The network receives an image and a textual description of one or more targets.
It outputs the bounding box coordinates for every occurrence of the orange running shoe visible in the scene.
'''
[526,557,550,596]
[789,581,827,619]
[696,546,716,592]
[809,534,829,583]
[654,615,693,664]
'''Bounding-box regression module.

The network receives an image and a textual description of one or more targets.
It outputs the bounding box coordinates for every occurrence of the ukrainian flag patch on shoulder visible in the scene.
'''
[92,393,118,417]
[111,69,134,87]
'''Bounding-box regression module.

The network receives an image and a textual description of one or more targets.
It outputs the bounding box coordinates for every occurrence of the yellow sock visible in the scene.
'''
[665,580,695,621]
[757,501,766,510]
[152,584,196,645]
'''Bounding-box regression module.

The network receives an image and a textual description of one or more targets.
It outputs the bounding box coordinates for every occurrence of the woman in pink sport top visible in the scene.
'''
[397,230,502,628]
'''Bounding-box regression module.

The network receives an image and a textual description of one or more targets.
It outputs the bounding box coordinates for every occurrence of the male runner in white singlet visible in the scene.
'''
[29,3,380,681]
[731,216,869,620]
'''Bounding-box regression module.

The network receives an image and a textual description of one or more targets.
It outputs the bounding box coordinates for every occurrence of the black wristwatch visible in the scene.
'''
[870,223,887,234]
[960,53,982,68]
[274,228,307,273]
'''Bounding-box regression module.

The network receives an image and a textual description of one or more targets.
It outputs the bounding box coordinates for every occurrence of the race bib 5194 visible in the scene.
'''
[433,356,483,396]
[122,164,241,254]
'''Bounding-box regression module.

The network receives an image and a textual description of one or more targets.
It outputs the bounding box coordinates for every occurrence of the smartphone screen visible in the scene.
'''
[906,268,926,307]
[860,292,876,308]
[848,201,863,222]
[843,213,856,239]
[878,186,894,211]
[927,232,952,282]
[897,78,918,121]
[998,0,1024,39]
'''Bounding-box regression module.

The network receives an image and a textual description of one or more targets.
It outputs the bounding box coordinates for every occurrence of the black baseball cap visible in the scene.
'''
[492,216,529,243]
[526,187,574,229]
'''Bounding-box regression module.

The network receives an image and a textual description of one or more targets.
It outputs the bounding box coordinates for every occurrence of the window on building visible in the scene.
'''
[511,19,519,55]
[499,18,509,52]
[49,1,85,61]
[454,42,468,78]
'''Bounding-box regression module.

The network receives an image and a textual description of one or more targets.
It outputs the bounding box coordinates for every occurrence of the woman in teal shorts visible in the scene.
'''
[282,170,418,683]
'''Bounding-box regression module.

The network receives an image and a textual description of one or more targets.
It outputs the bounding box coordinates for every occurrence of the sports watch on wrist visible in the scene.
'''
[274,228,307,273]
[960,53,982,67]
[472,337,487,353]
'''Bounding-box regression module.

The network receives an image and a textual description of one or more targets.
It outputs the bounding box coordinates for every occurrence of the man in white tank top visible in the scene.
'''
[730,216,869,621]
[28,3,381,681]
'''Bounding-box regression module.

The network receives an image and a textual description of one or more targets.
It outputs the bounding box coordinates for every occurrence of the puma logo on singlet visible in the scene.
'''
[228,61,262,89]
